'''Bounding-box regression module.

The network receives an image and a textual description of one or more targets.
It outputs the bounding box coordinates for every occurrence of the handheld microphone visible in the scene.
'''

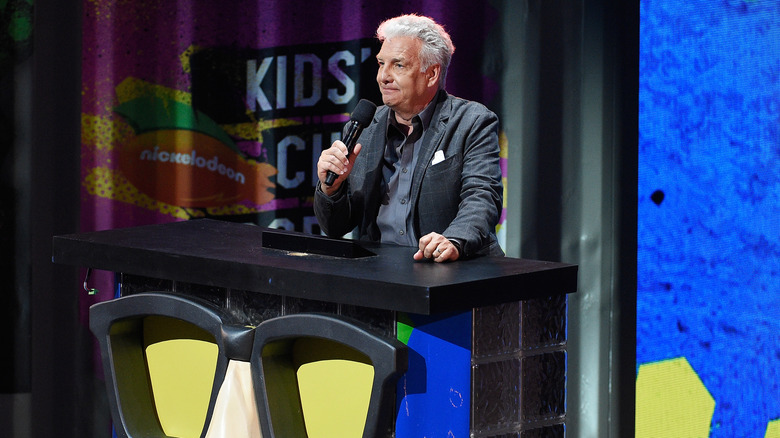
[324,99,377,186]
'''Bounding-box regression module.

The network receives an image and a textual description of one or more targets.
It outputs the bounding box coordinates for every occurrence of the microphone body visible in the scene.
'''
[324,99,376,186]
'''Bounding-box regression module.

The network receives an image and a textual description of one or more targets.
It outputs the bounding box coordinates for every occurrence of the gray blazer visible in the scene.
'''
[314,91,504,258]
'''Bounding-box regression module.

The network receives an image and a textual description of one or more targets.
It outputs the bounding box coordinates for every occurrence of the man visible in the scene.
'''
[314,14,503,262]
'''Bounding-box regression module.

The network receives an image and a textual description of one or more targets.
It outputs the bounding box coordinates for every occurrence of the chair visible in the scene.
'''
[250,313,408,438]
[89,292,255,438]
[91,293,408,438]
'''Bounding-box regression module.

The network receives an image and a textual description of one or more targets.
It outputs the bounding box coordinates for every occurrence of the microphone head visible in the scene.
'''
[350,99,377,125]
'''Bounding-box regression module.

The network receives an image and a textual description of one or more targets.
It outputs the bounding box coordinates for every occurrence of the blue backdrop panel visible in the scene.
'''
[395,311,472,437]
[638,1,780,436]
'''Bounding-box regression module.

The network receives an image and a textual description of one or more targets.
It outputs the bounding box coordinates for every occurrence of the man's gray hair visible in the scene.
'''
[376,14,455,90]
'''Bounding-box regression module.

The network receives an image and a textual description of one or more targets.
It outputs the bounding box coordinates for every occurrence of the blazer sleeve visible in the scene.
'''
[313,181,356,238]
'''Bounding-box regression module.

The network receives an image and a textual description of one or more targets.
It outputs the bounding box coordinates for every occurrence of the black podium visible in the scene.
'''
[53,218,577,437]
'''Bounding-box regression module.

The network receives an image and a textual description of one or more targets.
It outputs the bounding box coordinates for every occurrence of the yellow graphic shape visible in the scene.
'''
[116,77,192,106]
[144,316,219,438]
[204,203,269,216]
[499,130,508,159]
[294,339,374,438]
[767,419,780,438]
[221,118,302,142]
[82,113,135,152]
[636,357,715,438]
[180,44,201,74]
[502,176,508,210]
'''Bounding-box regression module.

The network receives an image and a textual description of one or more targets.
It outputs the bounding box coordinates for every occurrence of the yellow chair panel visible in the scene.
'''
[294,338,375,438]
[144,316,219,438]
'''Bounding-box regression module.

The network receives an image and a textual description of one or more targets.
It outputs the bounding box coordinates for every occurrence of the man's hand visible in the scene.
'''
[317,140,362,196]
[414,232,460,262]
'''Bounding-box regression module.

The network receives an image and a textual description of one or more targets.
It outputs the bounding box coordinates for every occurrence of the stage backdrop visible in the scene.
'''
[80,1,505,265]
[637,1,780,437]
[80,1,505,436]
[81,1,505,235]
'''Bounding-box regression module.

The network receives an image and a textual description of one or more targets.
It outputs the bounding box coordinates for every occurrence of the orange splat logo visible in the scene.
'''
[120,129,276,208]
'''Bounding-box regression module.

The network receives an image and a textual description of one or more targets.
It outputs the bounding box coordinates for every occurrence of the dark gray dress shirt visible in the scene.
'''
[376,102,436,246]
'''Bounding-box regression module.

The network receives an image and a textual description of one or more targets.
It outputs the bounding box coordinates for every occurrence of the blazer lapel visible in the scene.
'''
[359,109,388,179]
[411,92,451,204]
[358,108,390,240]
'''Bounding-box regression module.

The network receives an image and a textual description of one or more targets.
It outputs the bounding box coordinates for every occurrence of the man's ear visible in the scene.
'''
[426,64,441,88]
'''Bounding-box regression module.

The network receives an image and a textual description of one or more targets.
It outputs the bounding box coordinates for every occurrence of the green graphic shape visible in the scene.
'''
[396,313,413,345]
[114,95,240,155]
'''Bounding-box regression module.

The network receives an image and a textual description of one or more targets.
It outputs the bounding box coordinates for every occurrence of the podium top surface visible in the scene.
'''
[52,219,577,315]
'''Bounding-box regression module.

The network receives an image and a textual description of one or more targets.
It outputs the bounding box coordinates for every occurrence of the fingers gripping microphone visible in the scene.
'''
[324,99,377,186]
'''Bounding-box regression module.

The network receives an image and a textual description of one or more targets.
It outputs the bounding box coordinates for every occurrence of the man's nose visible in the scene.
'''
[378,66,389,83]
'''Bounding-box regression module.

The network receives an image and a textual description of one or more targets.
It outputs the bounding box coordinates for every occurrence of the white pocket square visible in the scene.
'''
[431,150,445,165]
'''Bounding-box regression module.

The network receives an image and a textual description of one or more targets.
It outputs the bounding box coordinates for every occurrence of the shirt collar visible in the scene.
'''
[386,93,438,133]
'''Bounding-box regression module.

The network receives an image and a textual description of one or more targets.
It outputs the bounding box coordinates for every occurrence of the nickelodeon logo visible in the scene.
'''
[119,129,276,208]
[139,146,247,184]
[636,357,780,438]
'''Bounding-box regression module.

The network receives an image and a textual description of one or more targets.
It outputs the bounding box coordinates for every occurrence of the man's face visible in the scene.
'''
[376,36,438,116]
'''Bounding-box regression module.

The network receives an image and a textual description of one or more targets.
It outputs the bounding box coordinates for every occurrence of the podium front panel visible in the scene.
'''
[54,219,576,436]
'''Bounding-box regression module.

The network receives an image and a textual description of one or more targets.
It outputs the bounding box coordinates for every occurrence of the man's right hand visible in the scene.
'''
[317,140,362,196]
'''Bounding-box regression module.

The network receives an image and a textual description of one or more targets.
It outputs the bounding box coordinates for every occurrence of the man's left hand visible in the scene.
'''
[414,232,460,262]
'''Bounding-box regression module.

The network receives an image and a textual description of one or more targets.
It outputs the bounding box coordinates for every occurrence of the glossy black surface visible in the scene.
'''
[53,219,577,314]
